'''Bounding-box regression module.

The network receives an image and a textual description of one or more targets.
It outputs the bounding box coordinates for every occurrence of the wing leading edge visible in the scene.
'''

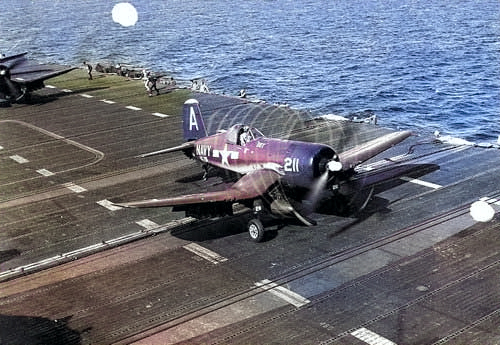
[338,130,412,170]
[114,169,281,208]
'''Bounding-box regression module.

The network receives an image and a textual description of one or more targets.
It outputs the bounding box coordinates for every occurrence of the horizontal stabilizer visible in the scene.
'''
[339,130,412,170]
[138,141,195,158]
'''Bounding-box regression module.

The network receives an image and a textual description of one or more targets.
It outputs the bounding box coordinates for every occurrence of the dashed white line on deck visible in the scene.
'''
[152,112,169,118]
[183,243,228,264]
[351,327,397,345]
[480,196,500,206]
[96,199,123,211]
[9,155,29,164]
[135,219,160,230]
[255,279,311,308]
[36,169,55,177]
[62,182,87,193]
[400,176,442,189]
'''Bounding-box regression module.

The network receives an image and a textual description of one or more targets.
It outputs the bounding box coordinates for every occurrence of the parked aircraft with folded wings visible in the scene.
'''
[0,52,76,106]
[115,99,412,242]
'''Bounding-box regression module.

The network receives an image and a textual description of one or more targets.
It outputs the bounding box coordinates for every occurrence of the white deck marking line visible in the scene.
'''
[152,112,169,118]
[9,155,29,164]
[135,219,160,230]
[0,217,196,281]
[126,105,142,111]
[0,145,4,150]
[480,197,500,206]
[36,169,54,177]
[62,182,87,193]
[255,279,311,308]
[80,94,94,98]
[183,243,228,264]
[400,176,442,189]
[1,120,104,177]
[351,328,397,345]
[45,84,56,89]
[101,99,116,104]
[62,89,73,93]
[96,199,123,211]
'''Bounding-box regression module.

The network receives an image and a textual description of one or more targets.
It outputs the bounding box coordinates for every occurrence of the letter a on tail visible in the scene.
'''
[183,99,207,141]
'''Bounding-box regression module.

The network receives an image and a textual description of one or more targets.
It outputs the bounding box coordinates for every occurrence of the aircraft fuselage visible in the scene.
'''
[192,130,337,190]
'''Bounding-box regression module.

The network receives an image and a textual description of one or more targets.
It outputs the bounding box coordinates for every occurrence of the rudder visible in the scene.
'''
[183,99,207,141]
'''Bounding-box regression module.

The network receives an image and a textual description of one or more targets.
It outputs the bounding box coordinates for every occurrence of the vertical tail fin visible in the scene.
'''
[183,99,207,141]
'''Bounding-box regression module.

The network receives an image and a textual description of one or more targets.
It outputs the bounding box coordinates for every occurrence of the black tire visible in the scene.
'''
[248,218,265,242]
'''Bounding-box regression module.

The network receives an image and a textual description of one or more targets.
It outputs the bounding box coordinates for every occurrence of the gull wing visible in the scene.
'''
[115,169,281,208]
[338,130,412,170]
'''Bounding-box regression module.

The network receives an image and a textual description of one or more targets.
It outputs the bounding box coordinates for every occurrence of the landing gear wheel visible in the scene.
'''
[248,218,265,242]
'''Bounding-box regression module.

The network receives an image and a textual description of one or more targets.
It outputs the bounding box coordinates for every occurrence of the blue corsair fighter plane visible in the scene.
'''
[115,99,412,242]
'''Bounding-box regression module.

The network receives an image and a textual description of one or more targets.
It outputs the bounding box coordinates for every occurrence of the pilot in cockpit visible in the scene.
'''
[239,126,252,145]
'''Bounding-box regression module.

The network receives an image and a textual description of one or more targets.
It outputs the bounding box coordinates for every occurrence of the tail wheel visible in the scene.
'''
[248,218,265,242]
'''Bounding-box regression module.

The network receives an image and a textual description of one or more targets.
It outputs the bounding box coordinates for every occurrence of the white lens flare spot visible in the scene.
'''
[112,2,138,27]
[470,201,495,222]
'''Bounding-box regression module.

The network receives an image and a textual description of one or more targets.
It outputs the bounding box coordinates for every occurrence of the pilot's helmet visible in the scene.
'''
[243,125,250,132]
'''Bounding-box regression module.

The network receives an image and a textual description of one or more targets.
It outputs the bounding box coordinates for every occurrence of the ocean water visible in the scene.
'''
[2,0,499,142]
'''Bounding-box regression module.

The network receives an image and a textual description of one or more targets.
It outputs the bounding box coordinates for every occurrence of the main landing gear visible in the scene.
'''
[248,218,265,242]
[248,199,268,242]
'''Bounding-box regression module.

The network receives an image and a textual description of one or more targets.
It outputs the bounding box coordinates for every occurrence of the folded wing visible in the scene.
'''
[3,53,76,84]
[11,65,77,84]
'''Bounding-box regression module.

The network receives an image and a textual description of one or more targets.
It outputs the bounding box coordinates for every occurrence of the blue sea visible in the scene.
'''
[2,0,499,142]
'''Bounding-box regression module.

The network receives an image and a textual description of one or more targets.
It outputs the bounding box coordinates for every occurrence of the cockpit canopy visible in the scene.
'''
[226,124,265,145]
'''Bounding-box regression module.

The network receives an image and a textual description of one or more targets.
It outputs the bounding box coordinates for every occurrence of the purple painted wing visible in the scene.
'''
[115,169,281,208]
[338,131,412,170]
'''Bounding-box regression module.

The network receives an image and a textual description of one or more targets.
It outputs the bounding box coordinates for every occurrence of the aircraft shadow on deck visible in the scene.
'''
[321,162,440,237]
[0,249,21,264]
[171,215,250,242]
[169,163,439,242]
[319,163,440,213]
[0,314,84,345]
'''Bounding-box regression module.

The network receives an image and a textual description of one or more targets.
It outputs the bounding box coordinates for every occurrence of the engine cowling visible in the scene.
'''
[280,142,339,189]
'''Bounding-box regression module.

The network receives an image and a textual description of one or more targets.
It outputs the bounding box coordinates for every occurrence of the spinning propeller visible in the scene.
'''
[302,157,343,216]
